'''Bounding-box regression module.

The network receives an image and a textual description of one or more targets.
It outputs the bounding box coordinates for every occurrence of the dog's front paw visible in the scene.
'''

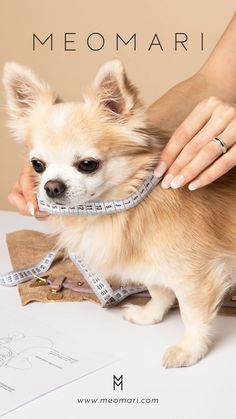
[122,303,163,325]
[162,345,203,368]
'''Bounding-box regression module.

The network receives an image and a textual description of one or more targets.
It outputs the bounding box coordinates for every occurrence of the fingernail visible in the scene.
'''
[35,211,49,218]
[154,161,167,178]
[27,201,35,216]
[171,175,186,189]
[188,180,201,191]
[161,174,174,189]
[35,214,48,221]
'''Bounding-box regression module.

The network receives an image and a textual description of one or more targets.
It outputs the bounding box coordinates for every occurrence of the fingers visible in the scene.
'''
[20,164,39,215]
[188,143,236,190]
[8,160,49,219]
[154,97,236,190]
[8,181,31,216]
[169,140,223,189]
[164,107,235,180]
[154,96,220,177]
[170,119,236,189]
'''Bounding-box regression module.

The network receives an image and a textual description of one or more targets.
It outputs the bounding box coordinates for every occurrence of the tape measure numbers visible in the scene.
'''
[37,173,161,216]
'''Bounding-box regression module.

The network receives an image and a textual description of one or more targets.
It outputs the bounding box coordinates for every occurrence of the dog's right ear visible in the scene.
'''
[2,62,58,142]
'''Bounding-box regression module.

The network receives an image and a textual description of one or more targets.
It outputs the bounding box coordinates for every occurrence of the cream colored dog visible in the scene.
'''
[3,60,236,368]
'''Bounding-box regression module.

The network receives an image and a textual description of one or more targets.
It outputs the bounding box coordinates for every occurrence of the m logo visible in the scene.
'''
[113,374,123,390]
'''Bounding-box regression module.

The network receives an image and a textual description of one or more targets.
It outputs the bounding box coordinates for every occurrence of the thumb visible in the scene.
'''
[19,164,39,215]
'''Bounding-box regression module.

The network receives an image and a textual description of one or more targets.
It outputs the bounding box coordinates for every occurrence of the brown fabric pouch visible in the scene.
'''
[6,230,100,306]
[4,229,236,315]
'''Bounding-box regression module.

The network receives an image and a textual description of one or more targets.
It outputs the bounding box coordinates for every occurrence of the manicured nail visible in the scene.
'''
[161,174,174,189]
[35,214,49,221]
[35,211,49,218]
[188,180,201,191]
[171,175,186,189]
[27,201,35,216]
[154,161,167,178]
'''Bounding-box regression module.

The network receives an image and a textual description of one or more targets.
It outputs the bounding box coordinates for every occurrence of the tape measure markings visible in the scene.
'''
[0,251,58,287]
[37,173,161,216]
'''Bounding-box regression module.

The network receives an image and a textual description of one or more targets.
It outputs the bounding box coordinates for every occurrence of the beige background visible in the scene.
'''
[0,0,235,210]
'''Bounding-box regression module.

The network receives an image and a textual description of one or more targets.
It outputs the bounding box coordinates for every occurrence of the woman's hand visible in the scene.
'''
[8,158,49,220]
[154,97,236,190]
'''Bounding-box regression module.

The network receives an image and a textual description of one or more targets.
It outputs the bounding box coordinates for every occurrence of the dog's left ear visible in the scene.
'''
[92,59,142,117]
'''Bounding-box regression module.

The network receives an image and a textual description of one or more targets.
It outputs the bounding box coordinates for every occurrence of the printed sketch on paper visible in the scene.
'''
[0,331,54,370]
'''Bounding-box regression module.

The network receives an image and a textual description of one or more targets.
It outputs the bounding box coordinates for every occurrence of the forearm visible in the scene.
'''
[199,12,236,103]
[148,12,236,132]
[148,69,236,132]
[147,72,210,131]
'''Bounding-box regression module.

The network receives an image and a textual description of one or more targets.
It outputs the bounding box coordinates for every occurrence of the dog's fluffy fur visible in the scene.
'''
[3,60,236,368]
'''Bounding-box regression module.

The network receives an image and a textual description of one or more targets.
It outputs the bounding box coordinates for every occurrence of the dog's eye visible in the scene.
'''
[77,159,101,174]
[31,158,46,173]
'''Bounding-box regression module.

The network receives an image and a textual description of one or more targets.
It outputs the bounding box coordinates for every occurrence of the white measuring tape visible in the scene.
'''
[69,253,147,306]
[0,251,57,287]
[37,173,160,216]
[0,172,162,307]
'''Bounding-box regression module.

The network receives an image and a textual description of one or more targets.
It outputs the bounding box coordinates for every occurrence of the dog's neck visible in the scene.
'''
[98,125,167,201]
[100,157,158,202]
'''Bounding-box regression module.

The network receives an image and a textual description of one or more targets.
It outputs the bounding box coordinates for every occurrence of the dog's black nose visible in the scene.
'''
[44,180,66,198]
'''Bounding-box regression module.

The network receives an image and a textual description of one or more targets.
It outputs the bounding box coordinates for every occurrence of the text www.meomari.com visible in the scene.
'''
[77,397,159,405]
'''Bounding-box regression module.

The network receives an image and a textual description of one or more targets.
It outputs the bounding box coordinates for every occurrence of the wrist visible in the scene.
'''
[147,72,209,132]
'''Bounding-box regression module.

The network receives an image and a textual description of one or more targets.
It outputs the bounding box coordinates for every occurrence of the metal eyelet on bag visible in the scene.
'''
[77,280,84,286]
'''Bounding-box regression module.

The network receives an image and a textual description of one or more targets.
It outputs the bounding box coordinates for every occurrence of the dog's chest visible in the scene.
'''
[64,220,176,289]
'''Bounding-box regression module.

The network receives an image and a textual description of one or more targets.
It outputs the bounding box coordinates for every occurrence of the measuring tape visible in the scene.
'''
[0,172,162,307]
[0,251,57,287]
[0,249,148,306]
[69,253,147,306]
[37,172,160,216]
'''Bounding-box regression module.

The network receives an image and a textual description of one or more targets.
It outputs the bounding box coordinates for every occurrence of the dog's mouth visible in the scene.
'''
[54,201,65,205]
[41,192,78,207]
[54,199,91,207]
[52,192,98,207]
[40,189,99,207]
[53,197,89,207]
[52,199,77,206]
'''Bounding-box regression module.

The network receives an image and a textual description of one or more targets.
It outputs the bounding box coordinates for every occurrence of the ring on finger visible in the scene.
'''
[211,137,228,154]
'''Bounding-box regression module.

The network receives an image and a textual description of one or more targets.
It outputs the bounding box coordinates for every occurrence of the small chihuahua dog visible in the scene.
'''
[3,60,236,368]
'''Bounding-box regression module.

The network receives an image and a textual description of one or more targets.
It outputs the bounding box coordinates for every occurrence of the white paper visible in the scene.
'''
[0,307,116,417]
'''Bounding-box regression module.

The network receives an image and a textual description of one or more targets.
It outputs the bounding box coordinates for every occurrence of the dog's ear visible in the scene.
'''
[2,62,59,141]
[92,59,142,118]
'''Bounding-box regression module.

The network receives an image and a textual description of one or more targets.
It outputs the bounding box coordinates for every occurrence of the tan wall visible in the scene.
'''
[0,0,235,210]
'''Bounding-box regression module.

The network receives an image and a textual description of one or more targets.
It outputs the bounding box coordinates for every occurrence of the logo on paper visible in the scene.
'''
[113,374,123,390]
